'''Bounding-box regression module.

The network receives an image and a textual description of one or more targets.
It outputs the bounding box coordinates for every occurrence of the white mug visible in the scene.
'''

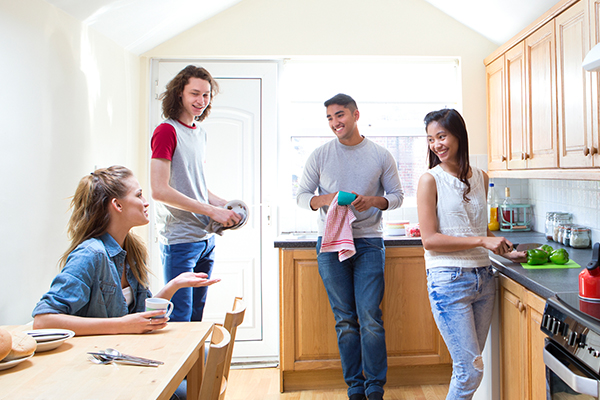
[145,297,174,319]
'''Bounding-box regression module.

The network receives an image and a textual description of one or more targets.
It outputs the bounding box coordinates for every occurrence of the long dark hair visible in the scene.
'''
[424,109,472,202]
[160,65,219,123]
[59,166,150,287]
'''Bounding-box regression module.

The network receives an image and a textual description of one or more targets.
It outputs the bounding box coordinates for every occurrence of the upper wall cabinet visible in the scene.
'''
[556,1,594,167]
[485,0,600,179]
[487,56,507,170]
[526,20,558,169]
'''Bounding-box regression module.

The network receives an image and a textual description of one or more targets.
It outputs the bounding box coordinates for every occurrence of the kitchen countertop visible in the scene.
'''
[275,231,594,300]
[274,233,422,248]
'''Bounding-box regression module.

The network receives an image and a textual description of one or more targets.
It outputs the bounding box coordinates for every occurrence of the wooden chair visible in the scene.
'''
[219,297,246,400]
[199,324,231,400]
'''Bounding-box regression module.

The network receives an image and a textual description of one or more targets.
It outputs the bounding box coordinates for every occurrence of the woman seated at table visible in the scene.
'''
[32,165,220,335]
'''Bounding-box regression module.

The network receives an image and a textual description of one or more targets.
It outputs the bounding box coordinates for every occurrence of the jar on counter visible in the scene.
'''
[558,224,574,246]
[545,212,557,240]
[571,226,591,249]
[552,213,573,242]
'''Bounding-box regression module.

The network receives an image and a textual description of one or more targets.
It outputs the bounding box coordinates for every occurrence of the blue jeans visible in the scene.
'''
[160,236,216,322]
[426,266,496,400]
[316,237,387,398]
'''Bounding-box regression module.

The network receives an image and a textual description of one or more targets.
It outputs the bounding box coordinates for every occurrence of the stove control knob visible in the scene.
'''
[595,350,600,358]
[568,332,578,347]
[542,314,550,329]
[552,320,562,335]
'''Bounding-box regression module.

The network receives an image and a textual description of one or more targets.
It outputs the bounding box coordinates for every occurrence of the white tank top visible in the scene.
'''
[122,286,134,307]
[423,165,491,269]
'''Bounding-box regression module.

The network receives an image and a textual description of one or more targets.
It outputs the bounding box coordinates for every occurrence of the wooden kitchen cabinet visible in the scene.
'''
[590,0,600,166]
[525,20,559,169]
[487,56,507,170]
[556,0,594,168]
[499,274,547,400]
[484,0,600,178]
[279,246,451,392]
[506,42,528,170]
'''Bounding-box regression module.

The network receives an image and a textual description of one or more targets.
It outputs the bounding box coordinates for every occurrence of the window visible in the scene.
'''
[278,57,462,233]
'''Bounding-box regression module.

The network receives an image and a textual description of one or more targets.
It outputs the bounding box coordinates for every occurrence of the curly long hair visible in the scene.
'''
[424,109,472,202]
[160,65,219,123]
[59,166,150,287]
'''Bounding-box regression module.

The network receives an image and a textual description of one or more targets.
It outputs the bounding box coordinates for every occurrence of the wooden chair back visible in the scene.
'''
[219,297,246,400]
[199,324,231,400]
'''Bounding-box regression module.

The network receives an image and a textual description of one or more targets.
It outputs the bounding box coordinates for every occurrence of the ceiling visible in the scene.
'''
[44,0,563,55]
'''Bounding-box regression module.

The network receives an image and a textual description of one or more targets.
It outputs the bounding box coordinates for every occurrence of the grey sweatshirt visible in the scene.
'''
[296,137,404,237]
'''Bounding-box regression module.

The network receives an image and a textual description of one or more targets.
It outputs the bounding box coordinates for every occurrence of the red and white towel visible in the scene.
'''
[320,193,356,261]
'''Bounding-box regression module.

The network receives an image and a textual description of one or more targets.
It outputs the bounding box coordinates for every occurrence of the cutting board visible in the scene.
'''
[521,259,582,269]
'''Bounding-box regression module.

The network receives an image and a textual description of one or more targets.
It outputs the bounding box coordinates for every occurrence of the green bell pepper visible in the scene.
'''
[549,248,569,265]
[527,248,549,265]
[540,244,553,254]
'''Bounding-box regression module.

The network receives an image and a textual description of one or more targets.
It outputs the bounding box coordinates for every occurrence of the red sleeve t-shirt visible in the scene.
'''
[151,123,178,161]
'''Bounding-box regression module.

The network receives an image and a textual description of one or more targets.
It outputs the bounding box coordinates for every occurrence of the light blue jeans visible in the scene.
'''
[426,266,495,400]
[316,237,387,398]
[160,236,216,322]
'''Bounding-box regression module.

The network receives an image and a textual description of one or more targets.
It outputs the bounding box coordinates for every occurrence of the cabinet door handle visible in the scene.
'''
[521,153,525,160]
[592,147,598,156]
[584,147,590,156]
[501,156,506,162]
[517,300,526,312]
[524,153,530,160]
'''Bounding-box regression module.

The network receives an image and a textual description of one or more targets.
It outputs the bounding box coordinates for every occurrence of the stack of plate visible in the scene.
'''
[385,220,410,236]
[24,329,75,352]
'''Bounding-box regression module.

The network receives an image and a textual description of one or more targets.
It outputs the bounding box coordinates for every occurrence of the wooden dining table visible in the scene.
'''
[0,322,213,400]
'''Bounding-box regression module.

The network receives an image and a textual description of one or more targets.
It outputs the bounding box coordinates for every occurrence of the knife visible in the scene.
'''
[512,243,543,251]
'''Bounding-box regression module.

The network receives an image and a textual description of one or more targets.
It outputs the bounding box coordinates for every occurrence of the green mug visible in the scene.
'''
[338,191,357,206]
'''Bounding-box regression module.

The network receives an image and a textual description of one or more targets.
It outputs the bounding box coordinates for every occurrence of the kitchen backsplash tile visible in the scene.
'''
[490,177,599,246]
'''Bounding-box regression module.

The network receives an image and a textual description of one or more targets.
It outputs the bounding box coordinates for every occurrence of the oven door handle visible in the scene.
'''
[544,347,600,396]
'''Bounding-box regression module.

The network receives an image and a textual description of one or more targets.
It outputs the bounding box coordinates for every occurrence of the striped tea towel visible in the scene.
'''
[320,193,356,261]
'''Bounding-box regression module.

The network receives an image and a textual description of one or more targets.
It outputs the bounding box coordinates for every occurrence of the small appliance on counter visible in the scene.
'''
[499,204,532,232]
[580,243,600,302]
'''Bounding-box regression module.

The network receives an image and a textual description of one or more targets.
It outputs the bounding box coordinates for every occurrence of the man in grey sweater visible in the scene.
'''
[296,93,404,400]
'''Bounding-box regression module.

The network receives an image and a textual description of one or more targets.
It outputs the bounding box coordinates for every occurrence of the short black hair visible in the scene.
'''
[324,93,357,112]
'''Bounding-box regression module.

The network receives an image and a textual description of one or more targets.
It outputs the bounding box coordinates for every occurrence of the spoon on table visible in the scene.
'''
[88,354,159,367]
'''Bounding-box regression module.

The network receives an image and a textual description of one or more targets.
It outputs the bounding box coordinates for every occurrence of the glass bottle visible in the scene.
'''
[487,183,499,231]
[552,213,573,242]
[501,187,513,230]
[545,212,556,241]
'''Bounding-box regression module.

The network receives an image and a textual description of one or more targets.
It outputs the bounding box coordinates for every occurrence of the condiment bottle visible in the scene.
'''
[501,187,513,230]
[487,183,499,231]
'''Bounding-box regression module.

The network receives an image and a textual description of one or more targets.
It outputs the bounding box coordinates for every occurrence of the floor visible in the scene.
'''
[224,368,449,400]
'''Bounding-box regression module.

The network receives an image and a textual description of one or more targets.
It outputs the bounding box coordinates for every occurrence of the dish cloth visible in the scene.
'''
[320,193,357,261]
[205,208,248,236]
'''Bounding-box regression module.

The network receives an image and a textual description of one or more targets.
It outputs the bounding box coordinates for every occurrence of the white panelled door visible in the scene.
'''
[150,60,279,361]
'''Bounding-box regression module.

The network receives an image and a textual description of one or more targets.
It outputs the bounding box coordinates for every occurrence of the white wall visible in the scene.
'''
[142,0,497,155]
[0,0,142,324]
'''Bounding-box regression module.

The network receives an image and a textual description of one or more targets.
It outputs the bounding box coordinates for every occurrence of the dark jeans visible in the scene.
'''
[316,237,387,398]
[160,236,216,321]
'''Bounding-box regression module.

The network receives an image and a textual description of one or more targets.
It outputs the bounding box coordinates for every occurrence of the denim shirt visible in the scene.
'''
[32,233,152,318]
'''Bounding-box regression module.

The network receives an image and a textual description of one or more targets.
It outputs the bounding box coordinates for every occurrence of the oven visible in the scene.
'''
[543,293,600,399]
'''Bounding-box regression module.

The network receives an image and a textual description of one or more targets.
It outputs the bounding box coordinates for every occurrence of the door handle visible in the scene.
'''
[544,347,599,396]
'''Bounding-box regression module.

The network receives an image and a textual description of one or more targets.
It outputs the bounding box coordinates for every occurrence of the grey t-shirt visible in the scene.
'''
[296,137,404,237]
[152,119,211,245]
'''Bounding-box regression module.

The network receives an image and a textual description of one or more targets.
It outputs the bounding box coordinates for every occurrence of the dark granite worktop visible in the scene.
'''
[275,231,594,300]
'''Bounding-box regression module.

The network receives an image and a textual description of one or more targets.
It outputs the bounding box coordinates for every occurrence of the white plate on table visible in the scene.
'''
[0,353,34,371]
[24,329,75,352]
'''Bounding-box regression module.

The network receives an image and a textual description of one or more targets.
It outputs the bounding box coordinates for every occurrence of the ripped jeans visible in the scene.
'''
[426,266,495,400]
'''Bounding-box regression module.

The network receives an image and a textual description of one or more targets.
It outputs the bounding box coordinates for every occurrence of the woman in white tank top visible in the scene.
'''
[416,109,526,400]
